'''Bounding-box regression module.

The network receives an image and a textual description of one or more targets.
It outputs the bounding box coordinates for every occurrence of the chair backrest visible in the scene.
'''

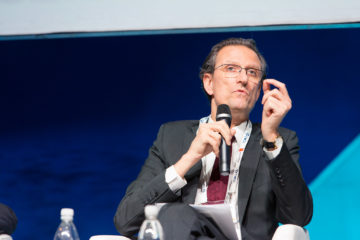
[272,224,310,240]
[89,235,131,240]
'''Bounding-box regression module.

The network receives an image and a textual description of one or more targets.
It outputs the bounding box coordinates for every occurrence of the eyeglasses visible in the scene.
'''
[214,64,264,82]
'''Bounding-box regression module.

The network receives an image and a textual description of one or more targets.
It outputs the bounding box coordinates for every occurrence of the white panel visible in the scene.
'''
[0,0,359,36]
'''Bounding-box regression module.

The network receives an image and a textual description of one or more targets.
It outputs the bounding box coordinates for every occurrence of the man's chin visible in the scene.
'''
[229,101,254,113]
[229,105,248,113]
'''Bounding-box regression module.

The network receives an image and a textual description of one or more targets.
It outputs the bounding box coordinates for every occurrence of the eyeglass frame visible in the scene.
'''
[214,63,266,82]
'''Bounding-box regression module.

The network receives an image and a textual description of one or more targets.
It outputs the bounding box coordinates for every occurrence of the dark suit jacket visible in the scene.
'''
[114,120,313,239]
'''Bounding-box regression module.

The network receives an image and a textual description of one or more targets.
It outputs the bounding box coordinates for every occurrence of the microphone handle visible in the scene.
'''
[219,138,231,176]
[217,116,231,176]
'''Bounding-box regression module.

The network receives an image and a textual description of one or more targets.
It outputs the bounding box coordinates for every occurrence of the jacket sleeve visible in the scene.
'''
[113,123,180,237]
[266,129,313,226]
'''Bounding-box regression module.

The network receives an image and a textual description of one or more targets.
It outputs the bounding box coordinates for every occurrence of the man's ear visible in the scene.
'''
[203,73,214,96]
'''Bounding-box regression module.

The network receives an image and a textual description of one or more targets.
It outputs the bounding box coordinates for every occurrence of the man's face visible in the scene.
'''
[203,45,262,116]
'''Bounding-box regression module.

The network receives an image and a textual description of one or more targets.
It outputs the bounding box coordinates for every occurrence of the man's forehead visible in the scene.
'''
[216,45,261,66]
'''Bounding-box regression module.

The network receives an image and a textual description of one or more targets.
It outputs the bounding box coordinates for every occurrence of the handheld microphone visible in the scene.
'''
[216,104,232,176]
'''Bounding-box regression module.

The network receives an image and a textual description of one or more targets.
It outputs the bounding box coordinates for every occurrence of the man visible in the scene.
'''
[114,38,313,239]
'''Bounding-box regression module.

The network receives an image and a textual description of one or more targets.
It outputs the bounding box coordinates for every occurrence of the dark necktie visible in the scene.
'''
[206,156,229,204]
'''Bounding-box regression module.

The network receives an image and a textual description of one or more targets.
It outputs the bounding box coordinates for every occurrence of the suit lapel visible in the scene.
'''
[237,124,262,224]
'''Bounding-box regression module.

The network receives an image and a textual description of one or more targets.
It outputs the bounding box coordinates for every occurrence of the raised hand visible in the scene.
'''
[261,79,292,141]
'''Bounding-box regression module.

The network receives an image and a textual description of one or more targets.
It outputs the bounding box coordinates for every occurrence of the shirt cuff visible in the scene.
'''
[263,137,283,160]
[165,165,187,192]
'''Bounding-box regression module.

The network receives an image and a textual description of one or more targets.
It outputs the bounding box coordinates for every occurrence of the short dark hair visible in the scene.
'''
[199,38,267,101]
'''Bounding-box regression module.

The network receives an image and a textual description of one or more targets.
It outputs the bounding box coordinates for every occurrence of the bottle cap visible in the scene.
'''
[144,205,159,219]
[60,208,74,221]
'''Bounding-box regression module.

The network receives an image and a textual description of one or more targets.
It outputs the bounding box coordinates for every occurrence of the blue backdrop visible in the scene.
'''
[0,28,359,239]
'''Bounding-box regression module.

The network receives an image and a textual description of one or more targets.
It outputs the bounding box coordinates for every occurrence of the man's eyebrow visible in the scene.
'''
[246,64,262,70]
[223,62,261,69]
[222,61,238,65]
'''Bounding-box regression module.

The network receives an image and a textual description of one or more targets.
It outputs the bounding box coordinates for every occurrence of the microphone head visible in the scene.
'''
[216,104,231,122]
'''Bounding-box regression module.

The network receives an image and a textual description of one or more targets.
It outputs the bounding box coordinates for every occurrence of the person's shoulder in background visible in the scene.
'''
[0,203,17,235]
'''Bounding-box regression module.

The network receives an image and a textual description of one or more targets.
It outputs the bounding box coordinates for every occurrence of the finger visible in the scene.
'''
[208,130,222,144]
[266,90,292,110]
[262,79,292,107]
[207,121,229,141]
[213,121,232,145]
[208,132,221,157]
[262,88,284,105]
[262,79,271,95]
[263,79,290,100]
[230,128,236,137]
[263,98,279,117]
[263,96,287,117]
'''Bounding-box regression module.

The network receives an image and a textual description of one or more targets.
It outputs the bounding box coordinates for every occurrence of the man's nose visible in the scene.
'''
[235,69,248,84]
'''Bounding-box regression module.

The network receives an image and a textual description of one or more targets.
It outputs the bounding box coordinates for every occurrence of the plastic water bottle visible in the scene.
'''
[138,205,164,240]
[53,208,80,240]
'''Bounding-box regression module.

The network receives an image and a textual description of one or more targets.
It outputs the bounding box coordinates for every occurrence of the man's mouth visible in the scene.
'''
[234,89,248,95]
